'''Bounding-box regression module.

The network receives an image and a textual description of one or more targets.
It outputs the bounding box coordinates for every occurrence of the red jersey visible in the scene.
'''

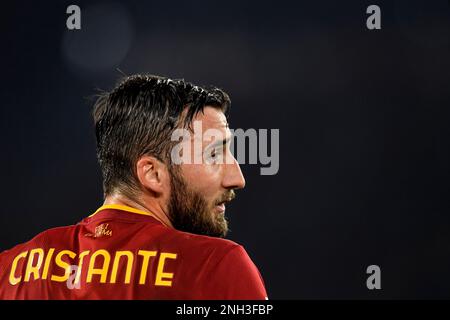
[0,205,267,300]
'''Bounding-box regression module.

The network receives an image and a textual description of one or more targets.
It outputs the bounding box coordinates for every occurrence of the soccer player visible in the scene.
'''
[0,75,268,299]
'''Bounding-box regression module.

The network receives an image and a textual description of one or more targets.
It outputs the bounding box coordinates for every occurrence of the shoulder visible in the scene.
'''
[0,224,75,280]
[171,234,268,299]
[159,229,268,298]
[0,224,76,256]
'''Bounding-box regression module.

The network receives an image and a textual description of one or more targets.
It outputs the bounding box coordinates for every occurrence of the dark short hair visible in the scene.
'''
[93,74,231,197]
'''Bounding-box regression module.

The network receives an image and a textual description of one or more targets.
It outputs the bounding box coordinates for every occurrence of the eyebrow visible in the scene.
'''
[206,137,231,150]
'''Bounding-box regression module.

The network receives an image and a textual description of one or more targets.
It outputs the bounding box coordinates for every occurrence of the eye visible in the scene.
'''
[205,147,221,164]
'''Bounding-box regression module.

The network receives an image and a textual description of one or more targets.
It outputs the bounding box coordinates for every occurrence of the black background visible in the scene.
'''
[1,0,449,299]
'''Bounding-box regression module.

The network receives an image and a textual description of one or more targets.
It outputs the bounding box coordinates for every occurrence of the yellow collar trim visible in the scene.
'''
[89,204,163,224]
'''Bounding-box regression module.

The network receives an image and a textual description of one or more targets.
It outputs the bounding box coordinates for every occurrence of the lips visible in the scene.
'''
[215,202,226,213]
[215,199,231,214]
[214,192,235,214]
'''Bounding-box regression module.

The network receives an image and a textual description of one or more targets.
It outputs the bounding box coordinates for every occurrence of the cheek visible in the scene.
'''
[182,164,222,197]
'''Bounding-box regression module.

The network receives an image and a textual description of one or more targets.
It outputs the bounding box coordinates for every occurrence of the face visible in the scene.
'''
[167,107,246,237]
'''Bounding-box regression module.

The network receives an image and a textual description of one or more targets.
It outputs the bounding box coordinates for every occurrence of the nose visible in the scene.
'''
[222,157,246,190]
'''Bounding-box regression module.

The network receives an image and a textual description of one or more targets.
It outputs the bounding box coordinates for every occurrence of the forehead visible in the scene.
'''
[193,106,228,129]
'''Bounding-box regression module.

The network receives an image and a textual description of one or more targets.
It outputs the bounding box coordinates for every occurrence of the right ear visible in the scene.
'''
[135,156,170,195]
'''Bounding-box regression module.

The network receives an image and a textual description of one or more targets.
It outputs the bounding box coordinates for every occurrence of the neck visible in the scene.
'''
[103,193,174,228]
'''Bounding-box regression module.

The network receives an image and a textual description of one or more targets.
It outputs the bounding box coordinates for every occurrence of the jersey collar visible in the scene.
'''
[89,204,168,226]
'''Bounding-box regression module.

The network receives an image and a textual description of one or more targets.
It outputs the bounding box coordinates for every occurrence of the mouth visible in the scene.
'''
[215,203,226,214]
[214,199,231,214]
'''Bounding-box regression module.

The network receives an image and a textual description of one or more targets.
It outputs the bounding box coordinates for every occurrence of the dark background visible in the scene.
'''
[1,0,449,299]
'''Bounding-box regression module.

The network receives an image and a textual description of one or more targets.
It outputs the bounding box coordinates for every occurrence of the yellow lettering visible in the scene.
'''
[87,249,110,283]
[110,251,134,284]
[24,248,44,282]
[9,251,28,285]
[138,250,157,285]
[42,248,55,280]
[74,251,90,285]
[51,250,76,282]
[155,252,177,287]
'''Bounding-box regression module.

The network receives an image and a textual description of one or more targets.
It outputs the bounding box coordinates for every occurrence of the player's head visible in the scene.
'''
[93,74,245,237]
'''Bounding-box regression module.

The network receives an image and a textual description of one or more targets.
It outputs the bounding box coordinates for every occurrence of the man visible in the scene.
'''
[0,74,267,299]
